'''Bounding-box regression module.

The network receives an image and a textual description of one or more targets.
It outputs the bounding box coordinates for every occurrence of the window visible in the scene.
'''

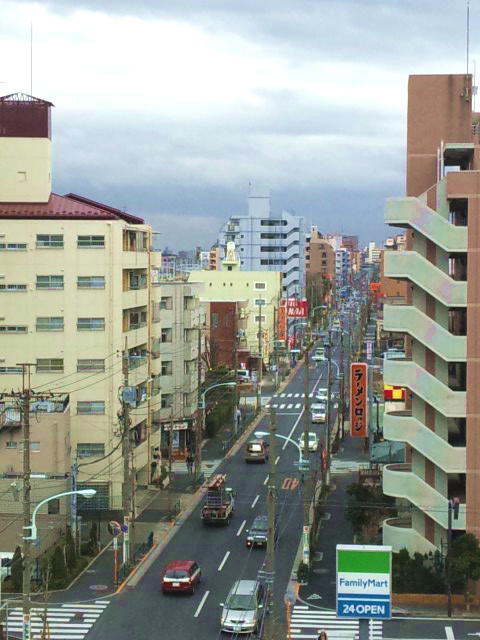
[160,297,173,310]
[254,282,266,290]
[0,367,22,374]
[0,325,27,333]
[260,246,285,252]
[36,234,63,248]
[78,235,105,248]
[184,359,196,374]
[161,361,172,375]
[0,284,27,291]
[77,276,105,289]
[161,328,172,343]
[322,252,327,258]
[77,359,105,372]
[48,499,60,515]
[36,317,64,332]
[30,442,40,452]
[6,441,17,448]
[36,359,63,373]
[0,243,27,250]
[77,401,105,415]
[36,275,64,289]
[77,443,105,458]
[161,394,173,409]
[211,313,219,328]
[77,317,105,331]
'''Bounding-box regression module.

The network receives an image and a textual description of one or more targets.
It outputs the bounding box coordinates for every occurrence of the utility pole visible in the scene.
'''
[121,339,132,570]
[263,408,277,640]
[233,309,239,435]
[195,326,203,482]
[256,301,263,413]
[302,332,311,566]
[446,497,460,617]
[325,331,332,486]
[339,331,345,440]
[20,363,33,640]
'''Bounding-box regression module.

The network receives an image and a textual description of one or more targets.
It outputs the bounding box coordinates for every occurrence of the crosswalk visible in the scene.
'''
[290,605,382,640]
[266,392,313,410]
[6,600,109,639]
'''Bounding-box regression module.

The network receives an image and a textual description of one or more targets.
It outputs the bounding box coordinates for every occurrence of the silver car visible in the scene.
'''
[220,579,265,634]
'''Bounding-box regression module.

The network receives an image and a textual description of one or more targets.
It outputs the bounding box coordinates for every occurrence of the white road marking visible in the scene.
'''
[280,393,286,398]
[295,403,301,409]
[279,403,286,409]
[263,475,269,485]
[294,393,300,398]
[251,494,260,508]
[283,409,305,450]
[445,627,455,640]
[236,519,246,536]
[287,393,293,397]
[218,551,230,571]
[275,455,280,465]
[287,403,293,409]
[194,590,210,617]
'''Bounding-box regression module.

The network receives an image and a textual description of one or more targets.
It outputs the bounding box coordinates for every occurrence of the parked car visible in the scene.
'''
[220,580,265,634]
[311,402,326,423]
[312,348,325,362]
[161,560,202,595]
[299,432,319,452]
[245,439,269,463]
[245,515,279,548]
[236,369,251,382]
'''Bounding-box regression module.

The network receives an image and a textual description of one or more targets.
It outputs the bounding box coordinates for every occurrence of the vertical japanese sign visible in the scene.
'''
[277,299,287,342]
[350,363,367,437]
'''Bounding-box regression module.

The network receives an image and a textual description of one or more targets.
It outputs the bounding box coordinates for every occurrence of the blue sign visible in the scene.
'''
[337,597,390,619]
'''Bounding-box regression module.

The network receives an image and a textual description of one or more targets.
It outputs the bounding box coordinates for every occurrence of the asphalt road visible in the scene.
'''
[86,346,342,640]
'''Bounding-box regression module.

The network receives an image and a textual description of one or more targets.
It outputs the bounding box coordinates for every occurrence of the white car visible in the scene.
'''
[312,349,325,362]
[299,432,319,452]
[315,388,328,403]
[310,402,326,423]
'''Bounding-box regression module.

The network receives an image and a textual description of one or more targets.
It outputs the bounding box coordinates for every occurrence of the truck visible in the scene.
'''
[201,474,234,525]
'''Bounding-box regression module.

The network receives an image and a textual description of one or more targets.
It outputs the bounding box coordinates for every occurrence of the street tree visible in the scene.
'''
[10,545,22,592]
[450,533,480,610]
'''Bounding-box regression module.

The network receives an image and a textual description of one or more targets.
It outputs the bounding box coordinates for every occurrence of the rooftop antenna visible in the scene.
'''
[467,0,470,76]
[30,22,33,95]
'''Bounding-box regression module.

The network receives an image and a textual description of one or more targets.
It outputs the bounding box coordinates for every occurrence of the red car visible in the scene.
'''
[161,560,202,595]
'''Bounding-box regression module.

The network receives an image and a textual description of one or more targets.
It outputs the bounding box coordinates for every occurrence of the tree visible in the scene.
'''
[65,526,77,573]
[50,545,67,588]
[345,483,392,539]
[10,545,22,592]
[450,533,480,609]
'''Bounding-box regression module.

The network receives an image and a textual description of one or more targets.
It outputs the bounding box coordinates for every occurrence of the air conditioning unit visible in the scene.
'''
[239,309,246,319]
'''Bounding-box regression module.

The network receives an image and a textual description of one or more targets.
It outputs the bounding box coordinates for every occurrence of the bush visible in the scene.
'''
[10,545,22,592]
[393,548,445,594]
[50,546,67,589]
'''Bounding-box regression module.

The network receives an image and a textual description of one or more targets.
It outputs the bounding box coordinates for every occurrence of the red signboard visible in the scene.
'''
[277,299,287,342]
[350,363,367,438]
[286,298,308,318]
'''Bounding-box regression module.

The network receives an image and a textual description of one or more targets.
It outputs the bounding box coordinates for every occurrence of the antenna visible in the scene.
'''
[30,23,33,95]
[467,0,470,76]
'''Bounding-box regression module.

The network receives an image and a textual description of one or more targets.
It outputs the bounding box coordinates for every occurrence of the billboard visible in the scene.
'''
[277,299,287,342]
[350,363,367,437]
[286,298,308,318]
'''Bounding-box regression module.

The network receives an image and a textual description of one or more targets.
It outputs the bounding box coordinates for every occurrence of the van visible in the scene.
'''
[220,579,265,634]
[236,369,251,382]
[245,439,269,463]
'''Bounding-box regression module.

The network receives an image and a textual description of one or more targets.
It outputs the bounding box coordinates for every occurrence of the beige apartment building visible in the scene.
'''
[0,93,162,508]
[382,74,480,554]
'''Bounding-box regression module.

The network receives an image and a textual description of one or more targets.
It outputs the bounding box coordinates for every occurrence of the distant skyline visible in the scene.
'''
[1,0,476,248]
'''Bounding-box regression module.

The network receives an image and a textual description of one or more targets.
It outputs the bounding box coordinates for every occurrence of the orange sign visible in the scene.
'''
[277,300,287,342]
[350,363,367,437]
[384,385,405,401]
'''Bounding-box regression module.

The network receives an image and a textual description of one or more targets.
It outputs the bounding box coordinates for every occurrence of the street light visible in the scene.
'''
[23,489,96,541]
[254,430,305,463]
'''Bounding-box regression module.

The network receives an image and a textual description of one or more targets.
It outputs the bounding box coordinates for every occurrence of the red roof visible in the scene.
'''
[0,192,144,224]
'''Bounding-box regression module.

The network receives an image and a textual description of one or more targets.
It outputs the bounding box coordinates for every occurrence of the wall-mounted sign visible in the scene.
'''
[350,363,367,438]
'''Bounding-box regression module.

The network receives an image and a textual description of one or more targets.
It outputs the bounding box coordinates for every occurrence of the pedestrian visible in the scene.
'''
[186,453,194,474]
[318,631,328,640]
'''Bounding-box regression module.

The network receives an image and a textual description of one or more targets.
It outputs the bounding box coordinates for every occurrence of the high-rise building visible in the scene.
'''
[217,185,306,296]
[382,74,477,554]
[305,227,335,281]
[0,93,162,507]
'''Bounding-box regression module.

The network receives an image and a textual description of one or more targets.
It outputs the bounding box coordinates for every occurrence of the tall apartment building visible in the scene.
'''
[217,185,305,296]
[382,74,479,553]
[155,279,204,460]
[0,93,162,508]
[305,227,335,281]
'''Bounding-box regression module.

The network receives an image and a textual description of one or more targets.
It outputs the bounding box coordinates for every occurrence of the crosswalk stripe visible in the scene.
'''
[295,403,301,409]
[287,393,293,397]
[287,403,293,409]
[280,404,285,409]
[280,393,286,398]
[294,393,300,397]
[291,605,382,640]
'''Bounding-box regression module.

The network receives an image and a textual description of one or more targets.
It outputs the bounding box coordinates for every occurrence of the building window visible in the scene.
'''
[78,235,105,248]
[161,328,172,343]
[30,442,40,452]
[161,361,172,375]
[211,312,219,328]
[254,282,266,290]
[160,297,173,310]
[77,359,105,372]
[322,260,327,266]
[77,276,105,289]
[36,234,64,248]
[36,359,64,373]
[77,317,105,331]
[48,499,60,514]
[6,441,17,448]
[36,275,64,290]
[0,367,22,374]
[0,325,27,333]
[77,443,105,458]
[0,284,27,291]
[36,317,64,332]
[77,401,105,415]
[0,243,27,250]
[161,394,173,409]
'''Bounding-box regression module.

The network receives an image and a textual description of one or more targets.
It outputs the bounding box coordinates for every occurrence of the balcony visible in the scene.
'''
[385,198,467,252]
[384,410,465,473]
[384,358,466,417]
[385,251,467,307]
[382,517,437,555]
[123,288,148,309]
[383,463,466,530]
[383,305,466,361]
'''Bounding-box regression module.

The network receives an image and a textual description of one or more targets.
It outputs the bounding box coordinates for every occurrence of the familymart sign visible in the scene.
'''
[336,544,392,619]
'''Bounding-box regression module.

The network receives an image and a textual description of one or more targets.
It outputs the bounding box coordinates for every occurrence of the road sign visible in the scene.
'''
[293,460,310,471]
[336,544,391,620]
[303,525,310,565]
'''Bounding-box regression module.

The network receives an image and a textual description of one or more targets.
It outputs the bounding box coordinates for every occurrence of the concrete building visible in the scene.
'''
[382,74,480,554]
[188,243,282,369]
[217,185,305,297]
[366,241,382,264]
[154,278,204,461]
[335,247,351,288]
[0,93,162,508]
[305,227,335,281]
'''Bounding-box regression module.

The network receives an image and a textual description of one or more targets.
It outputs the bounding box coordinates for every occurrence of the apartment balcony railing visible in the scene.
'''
[383,304,466,362]
[382,516,437,555]
[384,251,467,307]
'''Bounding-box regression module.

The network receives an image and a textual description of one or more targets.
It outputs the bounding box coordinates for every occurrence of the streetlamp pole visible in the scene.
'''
[263,409,277,640]
[20,364,32,640]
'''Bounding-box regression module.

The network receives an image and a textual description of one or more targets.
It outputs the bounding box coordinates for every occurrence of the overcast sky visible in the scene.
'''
[1,0,476,249]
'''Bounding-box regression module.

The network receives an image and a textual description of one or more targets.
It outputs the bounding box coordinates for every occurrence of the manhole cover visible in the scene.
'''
[89,584,108,591]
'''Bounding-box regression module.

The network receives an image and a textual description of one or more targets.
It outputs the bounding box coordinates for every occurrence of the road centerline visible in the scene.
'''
[194,590,210,617]
[218,551,230,572]
[236,519,246,536]
[275,455,280,465]
[251,494,260,508]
